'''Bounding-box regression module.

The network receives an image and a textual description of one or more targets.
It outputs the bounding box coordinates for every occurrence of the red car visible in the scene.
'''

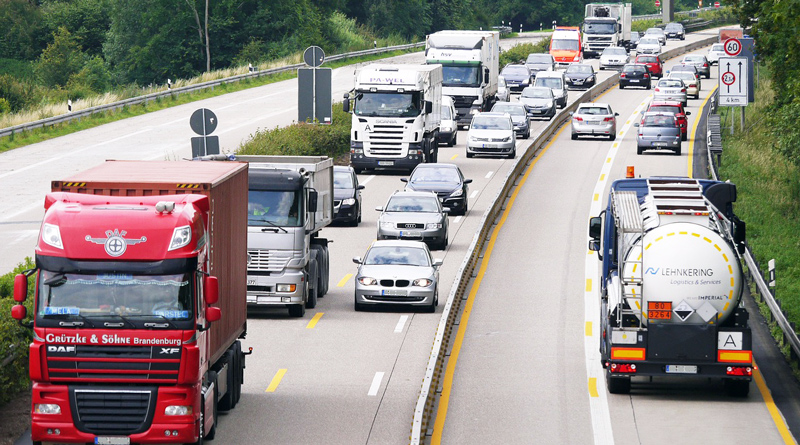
[646,100,691,141]
[635,54,663,78]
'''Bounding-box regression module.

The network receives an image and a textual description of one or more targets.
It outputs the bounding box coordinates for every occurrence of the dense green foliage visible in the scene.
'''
[0,259,35,405]
[500,38,551,66]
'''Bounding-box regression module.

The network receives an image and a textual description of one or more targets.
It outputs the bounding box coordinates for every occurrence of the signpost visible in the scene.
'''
[655,0,660,6]
[298,46,332,124]
[190,108,220,157]
[719,57,748,106]
[714,1,721,7]
[724,38,742,57]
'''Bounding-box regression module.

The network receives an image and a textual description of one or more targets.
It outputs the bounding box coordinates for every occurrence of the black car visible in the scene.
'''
[401,163,472,216]
[619,63,651,89]
[564,63,596,89]
[626,31,641,51]
[500,64,533,92]
[664,22,685,40]
[333,165,364,226]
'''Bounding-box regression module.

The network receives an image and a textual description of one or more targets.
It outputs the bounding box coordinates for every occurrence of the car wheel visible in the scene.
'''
[450,132,457,147]
[506,148,516,159]
[609,133,616,141]
[349,205,360,227]
[646,83,651,90]
[682,132,687,141]
[675,145,681,156]
[466,151,474,158]
[462,199,468,215]
[354,167,364,174]
[524,129,530,139]
[571,133,578,140]
[637,146,643,155]
[354,296,367,312]
[619,84,625,90]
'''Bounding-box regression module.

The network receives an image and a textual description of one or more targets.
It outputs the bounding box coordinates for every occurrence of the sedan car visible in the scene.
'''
[376,190,449,250]
[519,86,556,120]
[525,53,556,79]
[352,240,442,312]
[668,71,700,99]
[333,165,364,226]
[496,75,511,102]
[681,54,711,79]
[619,63,651,89]
[565,63,596,89]
[664,22,685,40]
[492,102,530,139]
[646,100,691,141]
[634,54,663,78]
[635,112,682,155]
[402,163,472,215]
[466,112,516,159]
[599,46,630,70]
[636,37,662,55]
[653,78,688,106]
[570,103,619,141]
[707,43,725,65]
[500,64,533,92]
[644,27,667,45]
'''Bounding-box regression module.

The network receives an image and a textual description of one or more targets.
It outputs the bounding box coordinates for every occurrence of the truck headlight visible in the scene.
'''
[277,284,296,292]
[412,278,433,287]
[165,405,192,416]
[342,198,356,206]
[358,277,377,286]
[42,224,63,249]
[35,404,61,415]
[168,225,192,251]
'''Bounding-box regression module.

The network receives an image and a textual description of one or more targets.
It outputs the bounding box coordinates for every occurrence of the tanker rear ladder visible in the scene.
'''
[611,190,645,330]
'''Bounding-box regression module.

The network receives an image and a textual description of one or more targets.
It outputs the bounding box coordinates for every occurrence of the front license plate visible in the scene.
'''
[481,144,498,149]
[381,289,407,296]
[378,161,394,166]
[666,365,698,374]
[95,437,130,445]
[399,231,422,238]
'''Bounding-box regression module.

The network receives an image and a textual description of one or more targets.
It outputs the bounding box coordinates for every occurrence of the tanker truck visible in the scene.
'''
[11,160,250,444]
[588,177,751,396]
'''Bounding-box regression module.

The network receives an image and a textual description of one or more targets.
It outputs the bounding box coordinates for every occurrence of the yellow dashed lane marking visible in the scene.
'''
[450,154,458,160]
[586,279,592,292]
[588,377,599,397]
[306,312,323,329]
[266,369,287,392]
[585,321,592,337]
[337,274,352,287]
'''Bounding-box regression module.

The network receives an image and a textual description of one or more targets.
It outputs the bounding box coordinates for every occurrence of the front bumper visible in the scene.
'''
[247,270,305,306]
[377,226,446,245]
[355,286,436,307]
[467,140,515,156]
[526,105,556,118]
[437,129,456,143]
[333,203,358,223]
[505,82,530,92]
[567,78,595,89]
[350,152,425,171]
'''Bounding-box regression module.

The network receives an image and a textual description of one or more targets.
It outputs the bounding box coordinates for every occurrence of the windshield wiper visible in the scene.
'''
[83,313,137,329]
[251,218,288,233]
[42,312,94,328]
[135,314,177,329]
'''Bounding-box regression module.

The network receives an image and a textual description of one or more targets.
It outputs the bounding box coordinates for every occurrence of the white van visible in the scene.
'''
[438,96,458,146]
[533,71,568,108]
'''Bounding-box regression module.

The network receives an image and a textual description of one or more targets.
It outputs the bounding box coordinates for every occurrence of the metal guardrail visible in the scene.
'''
[704,91,800,365]
[409,32,720,445]
[0,42,425,139]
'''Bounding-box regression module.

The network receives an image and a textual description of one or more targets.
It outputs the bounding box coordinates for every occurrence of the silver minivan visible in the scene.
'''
[533,71,568,108]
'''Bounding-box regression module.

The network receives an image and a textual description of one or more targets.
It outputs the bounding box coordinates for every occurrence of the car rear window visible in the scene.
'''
[637,56,656,63]
[643,115,676,127]
[623,65,645,73]
[578,107,610,115]
[659,79,683,88]
[650,105,680,114]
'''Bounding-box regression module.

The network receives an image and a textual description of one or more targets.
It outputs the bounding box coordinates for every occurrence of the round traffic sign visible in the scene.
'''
[303,46,325,67]
[721,71,736,86]
[724,38,742,56]
[190,108,218,136]
[714,1,720,7]
[655,0,660,6]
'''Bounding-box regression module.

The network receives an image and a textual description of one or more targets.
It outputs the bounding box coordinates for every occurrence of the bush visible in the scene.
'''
[237,102,351,158]
[500,38,550,67]
[0,258,35,405]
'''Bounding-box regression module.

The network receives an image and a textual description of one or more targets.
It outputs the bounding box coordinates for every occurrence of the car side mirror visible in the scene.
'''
[633,123,639,127]
[400,178,408,183]
[614,112,619,116]
[353,257,363,265]
[685,111,691,116]
[569,111,574,116]
[464,179,473,184]
[443,208,450,214]
[357,185,365,190]
[433,259,443,267]
[375,206,383,211]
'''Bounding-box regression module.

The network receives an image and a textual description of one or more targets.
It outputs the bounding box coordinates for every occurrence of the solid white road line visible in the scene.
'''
[368,372,385,396]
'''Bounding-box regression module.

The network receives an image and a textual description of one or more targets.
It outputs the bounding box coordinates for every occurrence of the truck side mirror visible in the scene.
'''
[206,306,221,323]
[11,305,27,321]
[425,101,433,114]
[205,275,219,305]
[342,95,350,113]
[484,68,490,84]
[308,189,318,212]
[733,217,746,254]
[589,216,602,241]
[14,274,28,303]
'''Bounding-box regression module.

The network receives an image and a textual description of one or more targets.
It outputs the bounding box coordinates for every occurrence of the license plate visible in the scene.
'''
[399,231,421,238]
[629,79,639,83]
[95,438,130,445]
[574,80,583,84]
[381,289,407,296]
[666,365,698,374]
[378,161,394,166]
[653,142,668,147]
[589,120,601,125]
[481,144,498,149]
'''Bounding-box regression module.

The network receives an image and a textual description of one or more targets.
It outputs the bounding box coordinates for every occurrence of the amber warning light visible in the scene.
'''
[626,166,635,178]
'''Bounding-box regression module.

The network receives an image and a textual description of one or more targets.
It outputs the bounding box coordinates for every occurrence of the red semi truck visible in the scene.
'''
[11,160,249,445]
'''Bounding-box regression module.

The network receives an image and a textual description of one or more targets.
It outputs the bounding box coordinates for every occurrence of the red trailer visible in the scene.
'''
[13,160,249,445]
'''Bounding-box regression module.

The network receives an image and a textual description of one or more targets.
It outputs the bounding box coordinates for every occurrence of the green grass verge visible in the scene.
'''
[716,72,800,366]
[0,47,422,155]
[0,259,35,406]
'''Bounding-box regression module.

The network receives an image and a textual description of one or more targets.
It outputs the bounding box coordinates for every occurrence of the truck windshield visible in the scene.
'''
[441,65,481,87]
[551,39,579,51]
[583,21,616,34]
[354,91,422,117]
[37,271,194,320]
[248,190,301,227]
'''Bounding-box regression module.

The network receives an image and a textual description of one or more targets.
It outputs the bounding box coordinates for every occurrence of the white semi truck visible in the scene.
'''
[582,3,632,58]
[236,155,333,317]
[425,30,500,128]
[344,64,442,173]
[589,177,752,396]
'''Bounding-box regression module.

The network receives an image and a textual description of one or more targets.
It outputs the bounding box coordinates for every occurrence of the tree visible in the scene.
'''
[35,27,86,88]
[184,0,211,72]
[0,0,47,60]
[40,0,111,58]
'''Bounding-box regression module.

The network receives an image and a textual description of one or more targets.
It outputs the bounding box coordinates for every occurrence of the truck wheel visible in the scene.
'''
[606,371,631,394]
[288,304,305,317]
[232,341,243,405]
[450,132,457,147]
[725,379,750,397]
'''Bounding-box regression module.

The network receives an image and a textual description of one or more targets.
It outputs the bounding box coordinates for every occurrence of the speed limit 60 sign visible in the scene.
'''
[724,38,742,56]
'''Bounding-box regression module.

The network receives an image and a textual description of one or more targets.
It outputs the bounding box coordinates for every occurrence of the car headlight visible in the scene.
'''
[358,277,377,286]
[380,221,394,229]
[426,223,442,229]
[342,198,356,206]
[469,136,478,142]
[546,101,553,108]
[441,126,451,132]
[450,188,463,197]
[413,278,433,287]
[501,137,511,142]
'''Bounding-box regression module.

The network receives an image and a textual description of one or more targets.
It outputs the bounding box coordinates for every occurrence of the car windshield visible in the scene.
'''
[364,246,430,266]
[526,54,551,64]
[37,270,194,320]
[354,91,422,117]
[472,116,512,130]
[411,167,460,183]
[334,171,354,189]
[659,79,684,88]
[566,65,593,74]
[441,105,452,120]
[643,115,676,127]
[602,47,627,56]
[584,21,616,34]
[441,65,481,87]
[522,88,552,98]
[577,106,610,115]
[711,44,724,51]
[665,23,683,31]
[645,28,663,35]
[650,105,681,114]
[492,104,526,116]
[637,56,656,63]
[385,195,440,212]
[248,190,301,227]
[684,56,703,63]
[535,77,563,89]
[502,66,528,76]
[639,38,659,45]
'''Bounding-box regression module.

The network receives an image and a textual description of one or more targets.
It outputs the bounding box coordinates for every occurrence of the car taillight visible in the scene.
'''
[620,73,626,78]
[644,73,650,78]
[654,87,660,92]
[603,117,614,122]
[681,88,687,92]
[703,63,708,67]
[574,116,583,121]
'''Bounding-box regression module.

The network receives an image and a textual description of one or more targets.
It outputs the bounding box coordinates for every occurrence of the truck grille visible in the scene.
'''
[47,345,181,383]
[248,249,292,272]
[363,122,406,156]
[72,388,155,435]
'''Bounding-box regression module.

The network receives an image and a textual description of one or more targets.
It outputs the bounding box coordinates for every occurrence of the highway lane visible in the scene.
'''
[435,34,794,444]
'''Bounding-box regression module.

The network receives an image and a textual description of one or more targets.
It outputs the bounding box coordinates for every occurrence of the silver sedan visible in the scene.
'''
[376,190,449,250]
[353,240,442,312]
[570,103,619,141]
